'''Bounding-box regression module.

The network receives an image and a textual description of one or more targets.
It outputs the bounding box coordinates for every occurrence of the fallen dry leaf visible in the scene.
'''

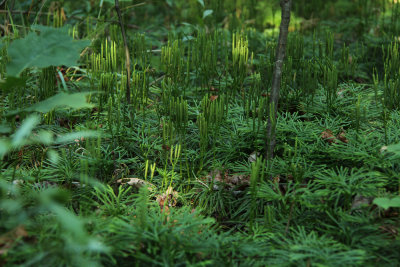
[209,95,219,102]
[12,179,24,186]
[156,186,179,213]
[204,169,250,190]
[0,225,28,255]
[116,178,155,191]
[273,175,280,184]
[248,151,259,163]
[351,194,373,210]
[321,129,336,144]
[336,131,348,143]
[321,129,349,144]
[337,89,345,98]
[207,169,223,190]
[162,144,171,151]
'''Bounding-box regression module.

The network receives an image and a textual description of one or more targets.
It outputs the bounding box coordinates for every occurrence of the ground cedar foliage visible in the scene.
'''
[1,0,400,266]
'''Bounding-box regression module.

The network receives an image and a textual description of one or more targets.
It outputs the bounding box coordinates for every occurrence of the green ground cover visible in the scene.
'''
[0,0,400,266]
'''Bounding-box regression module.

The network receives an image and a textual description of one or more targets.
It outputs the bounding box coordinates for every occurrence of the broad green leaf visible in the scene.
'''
[386,143,400,155]
[0,139,10,158]
[49,205,85,237]
[31,130,54,145]
[197,0,205,7]
[11,115,40,147]
[6,26,90,77]
[166,0,173,7]
[47,149,60,164]
[373,196,400,210]
[203,9,213,19]
[0,124,11,134]
[48,204,109,253]
[0,76,27,91]
[26,92,94,113]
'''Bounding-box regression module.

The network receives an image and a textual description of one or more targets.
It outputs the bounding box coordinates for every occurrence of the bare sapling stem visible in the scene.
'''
[265,0,292,161]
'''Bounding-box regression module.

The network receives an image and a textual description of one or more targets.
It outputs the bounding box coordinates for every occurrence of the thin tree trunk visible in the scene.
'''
[115,0,131,104]
[265,0,292,161]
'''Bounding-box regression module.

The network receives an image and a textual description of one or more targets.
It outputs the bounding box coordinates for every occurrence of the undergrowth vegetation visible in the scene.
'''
[0,0,400,266]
